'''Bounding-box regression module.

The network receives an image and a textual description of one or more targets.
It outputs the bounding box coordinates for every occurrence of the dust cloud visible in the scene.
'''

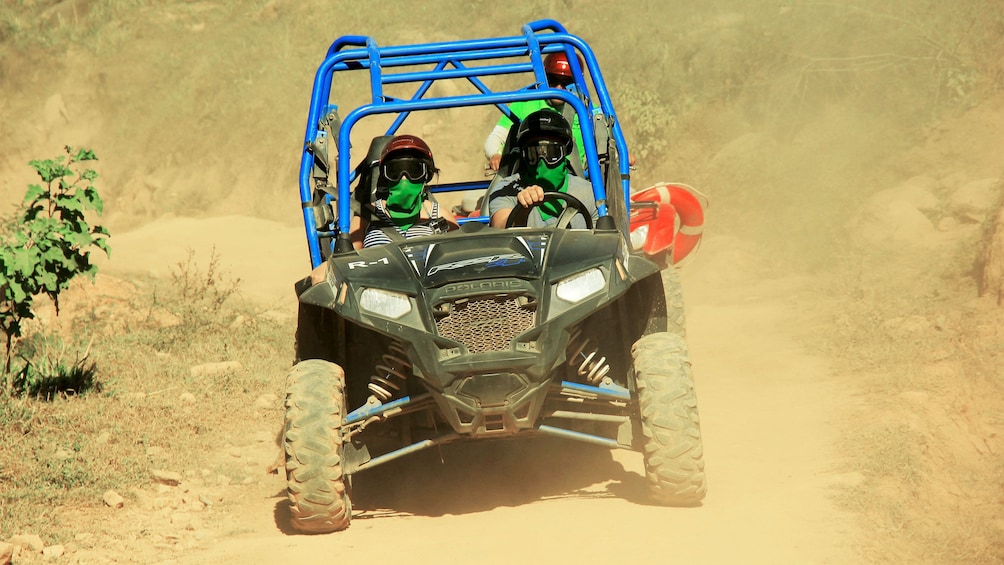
[2,1,1003,562]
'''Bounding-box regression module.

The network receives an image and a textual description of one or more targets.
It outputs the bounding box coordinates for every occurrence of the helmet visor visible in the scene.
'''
[381,157,433,183]
[524,139,568,166]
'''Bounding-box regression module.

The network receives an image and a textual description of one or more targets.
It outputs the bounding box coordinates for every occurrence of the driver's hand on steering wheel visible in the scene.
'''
[516,185,546,207]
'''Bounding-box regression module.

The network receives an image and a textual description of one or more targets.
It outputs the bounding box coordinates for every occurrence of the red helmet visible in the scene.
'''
[380,134,435,165]
[543,51,583,84]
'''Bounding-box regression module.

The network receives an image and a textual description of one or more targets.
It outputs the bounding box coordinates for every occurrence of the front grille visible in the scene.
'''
[435,295,536,353]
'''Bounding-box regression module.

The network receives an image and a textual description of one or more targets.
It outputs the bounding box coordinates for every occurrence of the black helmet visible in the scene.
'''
[515,110,573,152]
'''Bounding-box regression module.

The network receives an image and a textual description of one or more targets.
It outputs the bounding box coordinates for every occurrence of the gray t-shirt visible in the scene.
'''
[487,173,598,229]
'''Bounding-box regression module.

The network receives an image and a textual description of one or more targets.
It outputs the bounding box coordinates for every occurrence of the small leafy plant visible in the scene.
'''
[0,146,110,388]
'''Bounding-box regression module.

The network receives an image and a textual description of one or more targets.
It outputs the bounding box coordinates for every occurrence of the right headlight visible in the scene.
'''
[359,288,412,319]
[555,268,606,304]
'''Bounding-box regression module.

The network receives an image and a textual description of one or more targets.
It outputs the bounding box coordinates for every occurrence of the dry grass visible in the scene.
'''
[809,242,1004,564]
[0,251,293,543]
[1,0,1004,561]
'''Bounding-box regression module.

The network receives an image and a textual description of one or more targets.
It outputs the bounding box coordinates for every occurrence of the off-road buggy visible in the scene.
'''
[285,19,707,533]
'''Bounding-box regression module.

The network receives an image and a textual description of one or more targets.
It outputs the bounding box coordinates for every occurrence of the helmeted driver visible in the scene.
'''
[487,110,598,229]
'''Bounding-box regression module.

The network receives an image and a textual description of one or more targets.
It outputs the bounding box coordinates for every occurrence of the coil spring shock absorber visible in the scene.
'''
[368,341,412,402]
[566,327,611,385]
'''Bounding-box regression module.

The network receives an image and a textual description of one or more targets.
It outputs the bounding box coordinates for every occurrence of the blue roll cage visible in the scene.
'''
[298,19,632,268]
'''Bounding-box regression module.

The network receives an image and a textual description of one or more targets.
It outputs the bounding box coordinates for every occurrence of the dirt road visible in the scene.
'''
[105,224,855,564]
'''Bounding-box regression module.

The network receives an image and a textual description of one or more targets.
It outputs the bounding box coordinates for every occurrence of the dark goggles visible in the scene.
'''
[381,157,434,183]
[523,139,569,166]
[546,73,574,88]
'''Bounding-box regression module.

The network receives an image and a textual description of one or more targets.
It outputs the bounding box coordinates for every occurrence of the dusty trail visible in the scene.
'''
[107,224,854,564]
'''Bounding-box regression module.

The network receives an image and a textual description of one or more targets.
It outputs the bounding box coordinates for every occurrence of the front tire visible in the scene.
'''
[632,332,707,505]
[283,359,352,533]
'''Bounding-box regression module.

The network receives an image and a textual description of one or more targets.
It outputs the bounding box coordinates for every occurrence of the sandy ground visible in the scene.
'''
[4,4,1004,562]
[96,222,856,564]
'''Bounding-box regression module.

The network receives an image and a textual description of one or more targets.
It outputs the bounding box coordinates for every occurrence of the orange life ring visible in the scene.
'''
[630,182,707,263]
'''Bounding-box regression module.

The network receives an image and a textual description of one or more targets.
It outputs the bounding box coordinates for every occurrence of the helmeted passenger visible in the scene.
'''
[351,134,458,248]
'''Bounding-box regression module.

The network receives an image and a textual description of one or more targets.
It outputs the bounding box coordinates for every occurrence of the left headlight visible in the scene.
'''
[359,288,412,319]
[555,268,606,304]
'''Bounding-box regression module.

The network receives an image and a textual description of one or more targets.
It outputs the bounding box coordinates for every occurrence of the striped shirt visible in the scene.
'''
[362,200,442,248]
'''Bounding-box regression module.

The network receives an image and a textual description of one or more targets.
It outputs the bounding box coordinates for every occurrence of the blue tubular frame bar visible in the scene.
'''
[344,395,416,425]
[537,425,626,449]
[558,380,632,401]
[298,21,632,268]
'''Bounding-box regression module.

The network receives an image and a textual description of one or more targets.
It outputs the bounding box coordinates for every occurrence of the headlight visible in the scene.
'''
[555,268,606,303]
[359,288,412,319]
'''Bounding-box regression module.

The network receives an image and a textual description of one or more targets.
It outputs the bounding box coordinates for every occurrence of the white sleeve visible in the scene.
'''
[483,124,509,160]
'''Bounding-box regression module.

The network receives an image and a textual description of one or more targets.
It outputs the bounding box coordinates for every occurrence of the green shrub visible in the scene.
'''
[0,146,110,391]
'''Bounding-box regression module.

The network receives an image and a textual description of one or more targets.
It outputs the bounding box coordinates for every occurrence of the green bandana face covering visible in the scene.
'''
[385,178,425,230]
[529,159,568,220]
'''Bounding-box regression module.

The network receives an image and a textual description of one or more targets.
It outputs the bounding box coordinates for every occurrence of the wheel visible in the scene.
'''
[505,191,594,229]
[663,267,687,339]
[632,332,706,505]
[283,359,352,533]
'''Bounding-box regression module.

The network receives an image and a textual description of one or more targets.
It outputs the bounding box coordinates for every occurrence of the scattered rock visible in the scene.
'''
[10,534,44,553]
[189,361,243,378]
[877,175,941,213]
[948,177,1001,216]
[95,431,111,445]
[103,489,125,508]
[42,544,65,559]
[253,394,277,409]
[147,308,182,329]
[151,470,183,486]
[851,197,936,248]
[146,446,165,457]
[179,391,197,404]
[0,542,13,565]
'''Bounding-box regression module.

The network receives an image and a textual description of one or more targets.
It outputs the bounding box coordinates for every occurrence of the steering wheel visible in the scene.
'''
[505,191,594,230]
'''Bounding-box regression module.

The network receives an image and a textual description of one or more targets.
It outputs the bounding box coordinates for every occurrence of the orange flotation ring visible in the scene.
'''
[629,183,707,264]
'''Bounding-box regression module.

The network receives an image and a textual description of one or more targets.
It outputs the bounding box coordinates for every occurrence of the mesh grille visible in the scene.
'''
[435,295,536,353]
